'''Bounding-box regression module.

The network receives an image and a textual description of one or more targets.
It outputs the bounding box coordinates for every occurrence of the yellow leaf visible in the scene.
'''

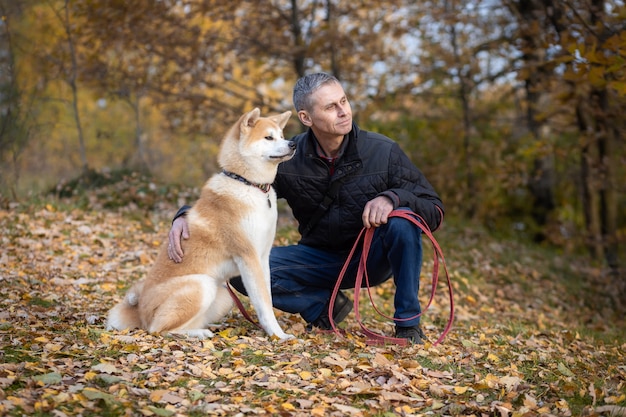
[52,392,70,404]
[299,371,313,380]
[84,371,97,381]
[311,406,327,417]
[44,343,63,352]
[34,336,49,343]
[454,386,469,394]
[477,373,499,389]
[281,402,296,411]
[431,400,445,410]
[396,405,415,414]
[218,329,235,339]
[555,399,570,411]
[500,376,522,391]
[7,396,26,407]
[524,394,538,409]
[606,394,626,404]
[218,367,233,375]
[92,363,119,374]
[138,253,150,264]
[149,390,166,402]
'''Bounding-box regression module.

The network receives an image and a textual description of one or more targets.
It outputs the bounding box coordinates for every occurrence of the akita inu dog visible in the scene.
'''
[107,108,296,340]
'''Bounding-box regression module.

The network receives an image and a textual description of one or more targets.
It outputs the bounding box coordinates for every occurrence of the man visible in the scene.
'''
[168,73,444,343]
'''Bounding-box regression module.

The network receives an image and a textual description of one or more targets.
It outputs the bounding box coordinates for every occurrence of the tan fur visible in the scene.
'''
[107,108,295,340]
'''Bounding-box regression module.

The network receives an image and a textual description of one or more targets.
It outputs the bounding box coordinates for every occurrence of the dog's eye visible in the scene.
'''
[264,136,274,141]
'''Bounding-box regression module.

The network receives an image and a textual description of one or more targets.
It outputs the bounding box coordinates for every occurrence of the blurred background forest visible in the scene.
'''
[0,0,624,294]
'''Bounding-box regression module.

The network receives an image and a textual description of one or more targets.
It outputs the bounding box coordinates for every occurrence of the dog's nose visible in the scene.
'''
[288,141,296,150]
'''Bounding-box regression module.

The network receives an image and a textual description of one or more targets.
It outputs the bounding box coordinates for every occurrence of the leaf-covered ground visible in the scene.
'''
[1,181,624,417]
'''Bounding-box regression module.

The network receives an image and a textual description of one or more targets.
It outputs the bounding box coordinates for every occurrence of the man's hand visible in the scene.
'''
[168,217,189,263]
[362,196,394,229]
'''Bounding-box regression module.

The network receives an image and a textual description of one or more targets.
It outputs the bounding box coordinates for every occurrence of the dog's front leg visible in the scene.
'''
[236,257,294,340]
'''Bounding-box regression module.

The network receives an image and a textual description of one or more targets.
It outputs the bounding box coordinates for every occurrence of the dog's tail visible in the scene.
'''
[125,289,140,306]
[106,282,143,331]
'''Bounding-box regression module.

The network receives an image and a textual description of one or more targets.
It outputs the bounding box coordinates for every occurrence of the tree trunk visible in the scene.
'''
[588,0,622,302]
[132,94,149,173]
[512,0,556,240]
[446,0,476,217]
[576,102,604,260]
[289,0,306,78]
[63,0,89,172]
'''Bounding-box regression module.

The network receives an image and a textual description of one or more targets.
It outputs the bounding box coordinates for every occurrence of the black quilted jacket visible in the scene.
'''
[274,123,444,252]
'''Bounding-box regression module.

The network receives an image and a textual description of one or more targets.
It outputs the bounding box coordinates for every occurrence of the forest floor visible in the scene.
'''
[0,173,624,417]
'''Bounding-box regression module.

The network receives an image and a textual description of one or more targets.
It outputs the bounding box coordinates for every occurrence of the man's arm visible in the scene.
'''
[386,143,444,231]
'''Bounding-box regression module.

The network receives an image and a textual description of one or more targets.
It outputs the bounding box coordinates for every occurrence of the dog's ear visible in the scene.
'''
[269,111,292,129]
[242,108,261,128]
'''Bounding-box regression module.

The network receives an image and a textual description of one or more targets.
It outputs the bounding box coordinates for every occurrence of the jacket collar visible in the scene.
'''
[305,122,360,159]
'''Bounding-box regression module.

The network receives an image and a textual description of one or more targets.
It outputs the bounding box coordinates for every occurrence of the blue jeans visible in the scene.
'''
[232,209,424,327]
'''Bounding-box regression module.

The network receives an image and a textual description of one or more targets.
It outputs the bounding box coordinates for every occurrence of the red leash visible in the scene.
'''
[328,210,454,346]
[226,283,262,330]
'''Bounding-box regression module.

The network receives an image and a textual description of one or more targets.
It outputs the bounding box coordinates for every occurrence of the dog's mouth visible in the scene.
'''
[270,149,296,159]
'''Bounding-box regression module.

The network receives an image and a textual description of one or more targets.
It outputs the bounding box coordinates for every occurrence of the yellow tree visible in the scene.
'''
[497,0,625,298]
[0,0,33,199]
[63,0,434,180]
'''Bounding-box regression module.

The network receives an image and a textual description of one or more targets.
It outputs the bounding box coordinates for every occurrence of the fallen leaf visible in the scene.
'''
[33,373,62,385]
[92,363,119,374]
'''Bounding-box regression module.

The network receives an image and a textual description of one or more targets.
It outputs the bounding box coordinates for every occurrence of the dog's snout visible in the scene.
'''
[288,141,296,150]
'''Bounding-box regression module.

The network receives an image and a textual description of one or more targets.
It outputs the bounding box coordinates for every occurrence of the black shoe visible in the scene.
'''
[308,291,353,330]
[228,276,247,295]
[395,325,426,344]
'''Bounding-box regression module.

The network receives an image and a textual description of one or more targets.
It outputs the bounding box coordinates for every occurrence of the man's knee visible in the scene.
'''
[383,211,422,242]
[386,209,421,228]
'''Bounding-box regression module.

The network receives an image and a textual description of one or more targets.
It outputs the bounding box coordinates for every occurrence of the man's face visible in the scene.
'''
[303,82,353,139]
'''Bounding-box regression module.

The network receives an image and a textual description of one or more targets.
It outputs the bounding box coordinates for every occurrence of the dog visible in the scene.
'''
[107,108,296,340]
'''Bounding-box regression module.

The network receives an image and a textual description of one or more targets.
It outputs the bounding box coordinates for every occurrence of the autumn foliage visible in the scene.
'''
[0,1,625,414]
[0,1,624,275]
[0,176,624,416]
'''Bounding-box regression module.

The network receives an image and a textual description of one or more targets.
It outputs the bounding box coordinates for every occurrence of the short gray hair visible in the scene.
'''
[292,72,340,112]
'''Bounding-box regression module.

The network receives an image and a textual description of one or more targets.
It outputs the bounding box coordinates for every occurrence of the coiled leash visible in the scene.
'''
[328,209,454,346]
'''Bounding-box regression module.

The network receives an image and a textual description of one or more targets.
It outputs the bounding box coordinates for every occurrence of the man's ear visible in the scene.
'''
[298,110,313,127]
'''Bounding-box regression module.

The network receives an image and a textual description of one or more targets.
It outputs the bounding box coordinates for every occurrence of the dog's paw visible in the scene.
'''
[272,332,297,342]
[173,329,214,339]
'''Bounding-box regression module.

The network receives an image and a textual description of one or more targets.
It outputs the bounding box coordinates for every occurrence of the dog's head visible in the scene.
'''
[219,108,296,181]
